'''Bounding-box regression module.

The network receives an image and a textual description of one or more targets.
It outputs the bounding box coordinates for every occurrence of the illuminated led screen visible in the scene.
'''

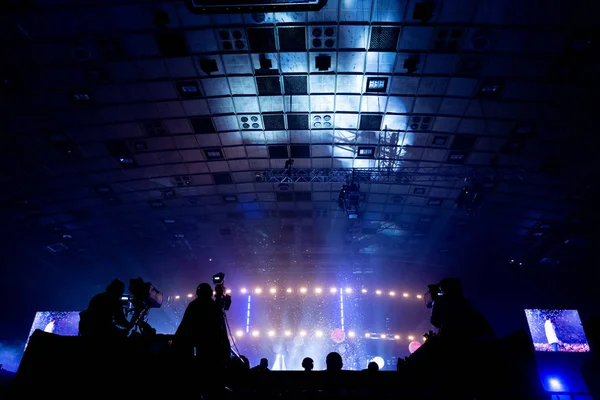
[25,311,80,349]
[524,309,589,352]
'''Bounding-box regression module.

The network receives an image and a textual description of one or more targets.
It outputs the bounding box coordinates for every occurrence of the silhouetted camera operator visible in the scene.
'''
[79,279,132,338]
[173,283,229,364]
[430,278,495,340]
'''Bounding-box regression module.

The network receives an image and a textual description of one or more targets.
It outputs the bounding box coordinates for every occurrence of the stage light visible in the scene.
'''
[548,377,564,391]
[254,287,262,294]
[268,330,275,337]
[375,290,382,295]
[416,294,422,299]
[226,289,231,294]
[286,287,293,293]
[345,288,352,294]
[403,293,409,297]
[394,334,400,340]
[269,287,277,294]
[380,334,386,339]
[389,291,395,296]
[408,335,414,341]
[187,293,193,298]
[240,288,247,294]
[300,287,307,294]
[252,330,260,337]
[422,336,427,341]
[236,330,243,337]
[175,295,180,299]
[213,291,216,296]
[299,330,307,336]
[361,288,367,293]
[284,330,292,336]
[365,333,371,338]
[315,287,322,294]
[348,331,355,338]
[330,287,337,293]
[315,330,323,337]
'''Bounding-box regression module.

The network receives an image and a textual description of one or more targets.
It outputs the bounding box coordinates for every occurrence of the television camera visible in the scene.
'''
[212,272,231,311]
[121,277,163,336]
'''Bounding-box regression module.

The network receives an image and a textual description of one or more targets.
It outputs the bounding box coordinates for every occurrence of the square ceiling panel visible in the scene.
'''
[156,32,189,58]
[337,52,366,72]
[247,28,276,52]
[279,27,306,51]
[336,114,359,129]
[283,75,308,95]
[268,145,288,159]
[310,75,335,93]
[221,54,252,74]
[287,114,309,130]
[213,115,239,132]
[338,26,368,49]
[369,26,400,51]
[279,53,308,73]
[359,114,383,130]
[233,96,260,113]
[291,145,310,158]
[190,117,215,134]
[228,76,257,95]
[451,135,478,151]
[201,77,230,96]
[284,95,309,112]
[256,76,281,95]
[263,114,285,130]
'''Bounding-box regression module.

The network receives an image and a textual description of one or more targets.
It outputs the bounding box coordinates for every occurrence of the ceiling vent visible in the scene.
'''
[312,114,332,129]
[218,29,247,51]
[239,115,262,129]
[310,26,336,49]
[409,116,433,131]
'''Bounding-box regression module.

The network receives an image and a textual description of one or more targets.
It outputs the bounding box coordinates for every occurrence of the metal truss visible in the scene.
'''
[259,166,525,184]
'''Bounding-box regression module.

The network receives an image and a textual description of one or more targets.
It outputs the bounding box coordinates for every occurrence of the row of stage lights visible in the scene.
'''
[172,287,423,300]
[233,329,424,342]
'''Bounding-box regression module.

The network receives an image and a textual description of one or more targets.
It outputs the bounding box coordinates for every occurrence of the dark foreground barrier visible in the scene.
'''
[7,329,548,399]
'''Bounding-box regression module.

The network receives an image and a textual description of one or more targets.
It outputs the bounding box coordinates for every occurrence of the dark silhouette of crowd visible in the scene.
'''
[6,277,585,400]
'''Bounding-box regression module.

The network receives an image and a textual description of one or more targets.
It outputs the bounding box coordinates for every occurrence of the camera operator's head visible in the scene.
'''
[439,278,463,299]
[106,279,125,296]
[196,283,214,299]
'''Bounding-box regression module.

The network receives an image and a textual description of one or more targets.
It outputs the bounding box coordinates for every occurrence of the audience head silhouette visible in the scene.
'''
[367,361,379,372]
[260,358,268,368]
[196,283,213,299]
[326,352,343,371]
[302,357,313,371]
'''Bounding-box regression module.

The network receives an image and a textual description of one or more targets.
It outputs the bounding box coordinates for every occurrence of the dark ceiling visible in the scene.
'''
[1,0,599,328]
